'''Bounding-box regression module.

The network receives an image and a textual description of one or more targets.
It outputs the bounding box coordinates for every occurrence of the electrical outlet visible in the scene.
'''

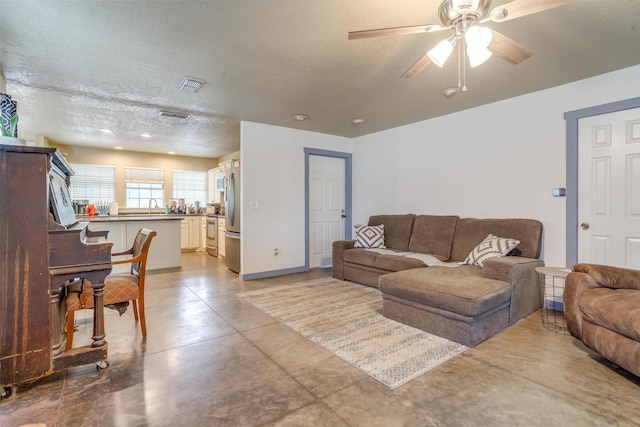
[250,200,259,209]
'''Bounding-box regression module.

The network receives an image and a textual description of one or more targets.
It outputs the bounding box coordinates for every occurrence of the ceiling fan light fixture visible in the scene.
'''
[427,38,455,67]
[467,46,492,67]
[465,26,493,67]
[465,26,492,47]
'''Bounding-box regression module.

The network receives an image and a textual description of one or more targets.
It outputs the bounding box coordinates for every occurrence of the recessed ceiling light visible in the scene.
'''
[179,77,205,93]
[352,118,366,124]
[100,128,113,133]
[168,151,175,155]
[114,146,123,150]
[140,133,151,138]
[294,114,309,121]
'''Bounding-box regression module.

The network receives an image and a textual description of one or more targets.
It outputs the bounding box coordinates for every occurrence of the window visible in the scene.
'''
[125,167,165,208]
[173,170,207,206]
[69,163,116,203]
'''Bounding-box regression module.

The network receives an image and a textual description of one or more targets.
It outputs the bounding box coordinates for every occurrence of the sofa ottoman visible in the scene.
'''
[379,266,512,347]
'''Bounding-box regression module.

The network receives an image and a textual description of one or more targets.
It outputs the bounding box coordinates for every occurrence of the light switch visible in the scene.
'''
[552,188,566,197]
[250,200,259,209]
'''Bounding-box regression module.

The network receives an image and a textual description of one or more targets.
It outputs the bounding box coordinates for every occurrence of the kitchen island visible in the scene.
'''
[81,214,184,272]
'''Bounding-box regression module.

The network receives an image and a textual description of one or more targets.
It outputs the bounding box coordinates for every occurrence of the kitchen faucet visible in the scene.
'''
[148,198,158,214]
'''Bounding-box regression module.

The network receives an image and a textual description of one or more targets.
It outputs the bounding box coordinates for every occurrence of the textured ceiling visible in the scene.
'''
[1,0,639,158]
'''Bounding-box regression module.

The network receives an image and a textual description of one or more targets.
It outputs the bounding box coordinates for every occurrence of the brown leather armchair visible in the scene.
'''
[564,263,640,377]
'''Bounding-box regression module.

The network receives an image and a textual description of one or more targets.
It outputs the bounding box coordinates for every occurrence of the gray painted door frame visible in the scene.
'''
[304,148,353,270]
[564,96,640,267]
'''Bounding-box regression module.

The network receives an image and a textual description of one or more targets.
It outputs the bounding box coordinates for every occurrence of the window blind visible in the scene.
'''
[173,170,207,205]
[69,163,116,202]
[125,167,165,183]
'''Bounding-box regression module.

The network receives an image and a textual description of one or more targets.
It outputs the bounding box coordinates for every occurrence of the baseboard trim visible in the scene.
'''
[241,266,308,281]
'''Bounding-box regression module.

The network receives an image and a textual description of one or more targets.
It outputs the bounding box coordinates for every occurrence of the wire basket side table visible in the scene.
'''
[536,266,571,334]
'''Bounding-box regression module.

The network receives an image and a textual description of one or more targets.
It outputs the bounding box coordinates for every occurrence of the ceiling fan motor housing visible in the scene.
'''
[439,0,491,26]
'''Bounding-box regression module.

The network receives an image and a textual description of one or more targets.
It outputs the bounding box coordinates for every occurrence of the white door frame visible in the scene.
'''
[304,148,352,270]
[564,96,640,267]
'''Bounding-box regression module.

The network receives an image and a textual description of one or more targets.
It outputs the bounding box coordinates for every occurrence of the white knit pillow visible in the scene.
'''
[354,224,386,248]
[463,234,520,267]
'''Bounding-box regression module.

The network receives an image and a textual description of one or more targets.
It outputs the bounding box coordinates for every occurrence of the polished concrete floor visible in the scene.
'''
[1,252,639,427]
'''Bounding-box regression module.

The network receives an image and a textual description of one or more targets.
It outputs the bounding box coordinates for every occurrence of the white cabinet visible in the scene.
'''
[88,219,181,272]
[200,216,207,251]
[214,168,224,203]
[208,167,224,204]
[180,218,189,250]
[181,216,202,251]
[188,216,200,249]
[218,218,226,257]
[207,168,216,204]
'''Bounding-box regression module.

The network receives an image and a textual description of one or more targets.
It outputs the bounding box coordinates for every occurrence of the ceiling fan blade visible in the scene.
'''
[488,30,533,65]
[488,0,574,22]
[400,53,432,79]
[348,24,446,40]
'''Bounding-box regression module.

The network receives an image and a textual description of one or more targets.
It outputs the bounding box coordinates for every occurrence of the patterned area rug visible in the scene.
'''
[237,278,468,389]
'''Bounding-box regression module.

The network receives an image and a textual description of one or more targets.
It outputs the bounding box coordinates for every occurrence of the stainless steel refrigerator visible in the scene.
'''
[224,161,241,273]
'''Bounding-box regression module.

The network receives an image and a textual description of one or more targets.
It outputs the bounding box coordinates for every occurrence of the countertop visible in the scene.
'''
[77,214,196,222]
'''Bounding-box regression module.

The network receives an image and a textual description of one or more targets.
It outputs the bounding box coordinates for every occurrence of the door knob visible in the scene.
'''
[341,209,346,219]
[580,222,590,230]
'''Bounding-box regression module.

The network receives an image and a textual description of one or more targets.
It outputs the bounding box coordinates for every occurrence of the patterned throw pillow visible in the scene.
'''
[354,224,386,248]
[463,234,520,267]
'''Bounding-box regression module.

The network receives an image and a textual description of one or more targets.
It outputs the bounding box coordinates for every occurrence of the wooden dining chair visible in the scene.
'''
[65,228,157,350]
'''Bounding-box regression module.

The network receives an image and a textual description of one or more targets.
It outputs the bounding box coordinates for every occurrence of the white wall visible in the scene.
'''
[241,122,352,277]
[352,65,640,268]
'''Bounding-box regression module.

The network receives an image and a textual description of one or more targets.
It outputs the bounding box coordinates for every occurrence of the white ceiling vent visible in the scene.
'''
[159,110,190,119]
[179,77,205,93]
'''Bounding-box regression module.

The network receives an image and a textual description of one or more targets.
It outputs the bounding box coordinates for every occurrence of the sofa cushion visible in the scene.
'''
[579,288,640,342]
[343,248,426,272]
[375,254,428,272]
[354,224,386,248]
[368,214,416,251]
[407,215,459,260]
[379,266,511,317]
[463,234,520,267]
[450,218,543,262]
[573,263,640,291]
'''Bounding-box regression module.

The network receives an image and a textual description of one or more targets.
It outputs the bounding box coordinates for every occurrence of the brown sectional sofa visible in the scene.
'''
[332,214,544,347]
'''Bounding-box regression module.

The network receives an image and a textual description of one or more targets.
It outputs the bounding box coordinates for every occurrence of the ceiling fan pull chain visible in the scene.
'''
[461,36,467,92]
[456,37,462,89]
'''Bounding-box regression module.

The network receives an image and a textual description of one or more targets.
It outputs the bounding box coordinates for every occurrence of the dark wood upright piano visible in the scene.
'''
[0,144,113,394]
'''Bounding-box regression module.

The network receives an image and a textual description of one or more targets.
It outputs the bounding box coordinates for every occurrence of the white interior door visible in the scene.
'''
[578,107,640,268]
[309,155,346,268]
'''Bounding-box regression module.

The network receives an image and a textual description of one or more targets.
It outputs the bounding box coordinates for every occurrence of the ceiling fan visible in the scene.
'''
[348,0,574,96]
